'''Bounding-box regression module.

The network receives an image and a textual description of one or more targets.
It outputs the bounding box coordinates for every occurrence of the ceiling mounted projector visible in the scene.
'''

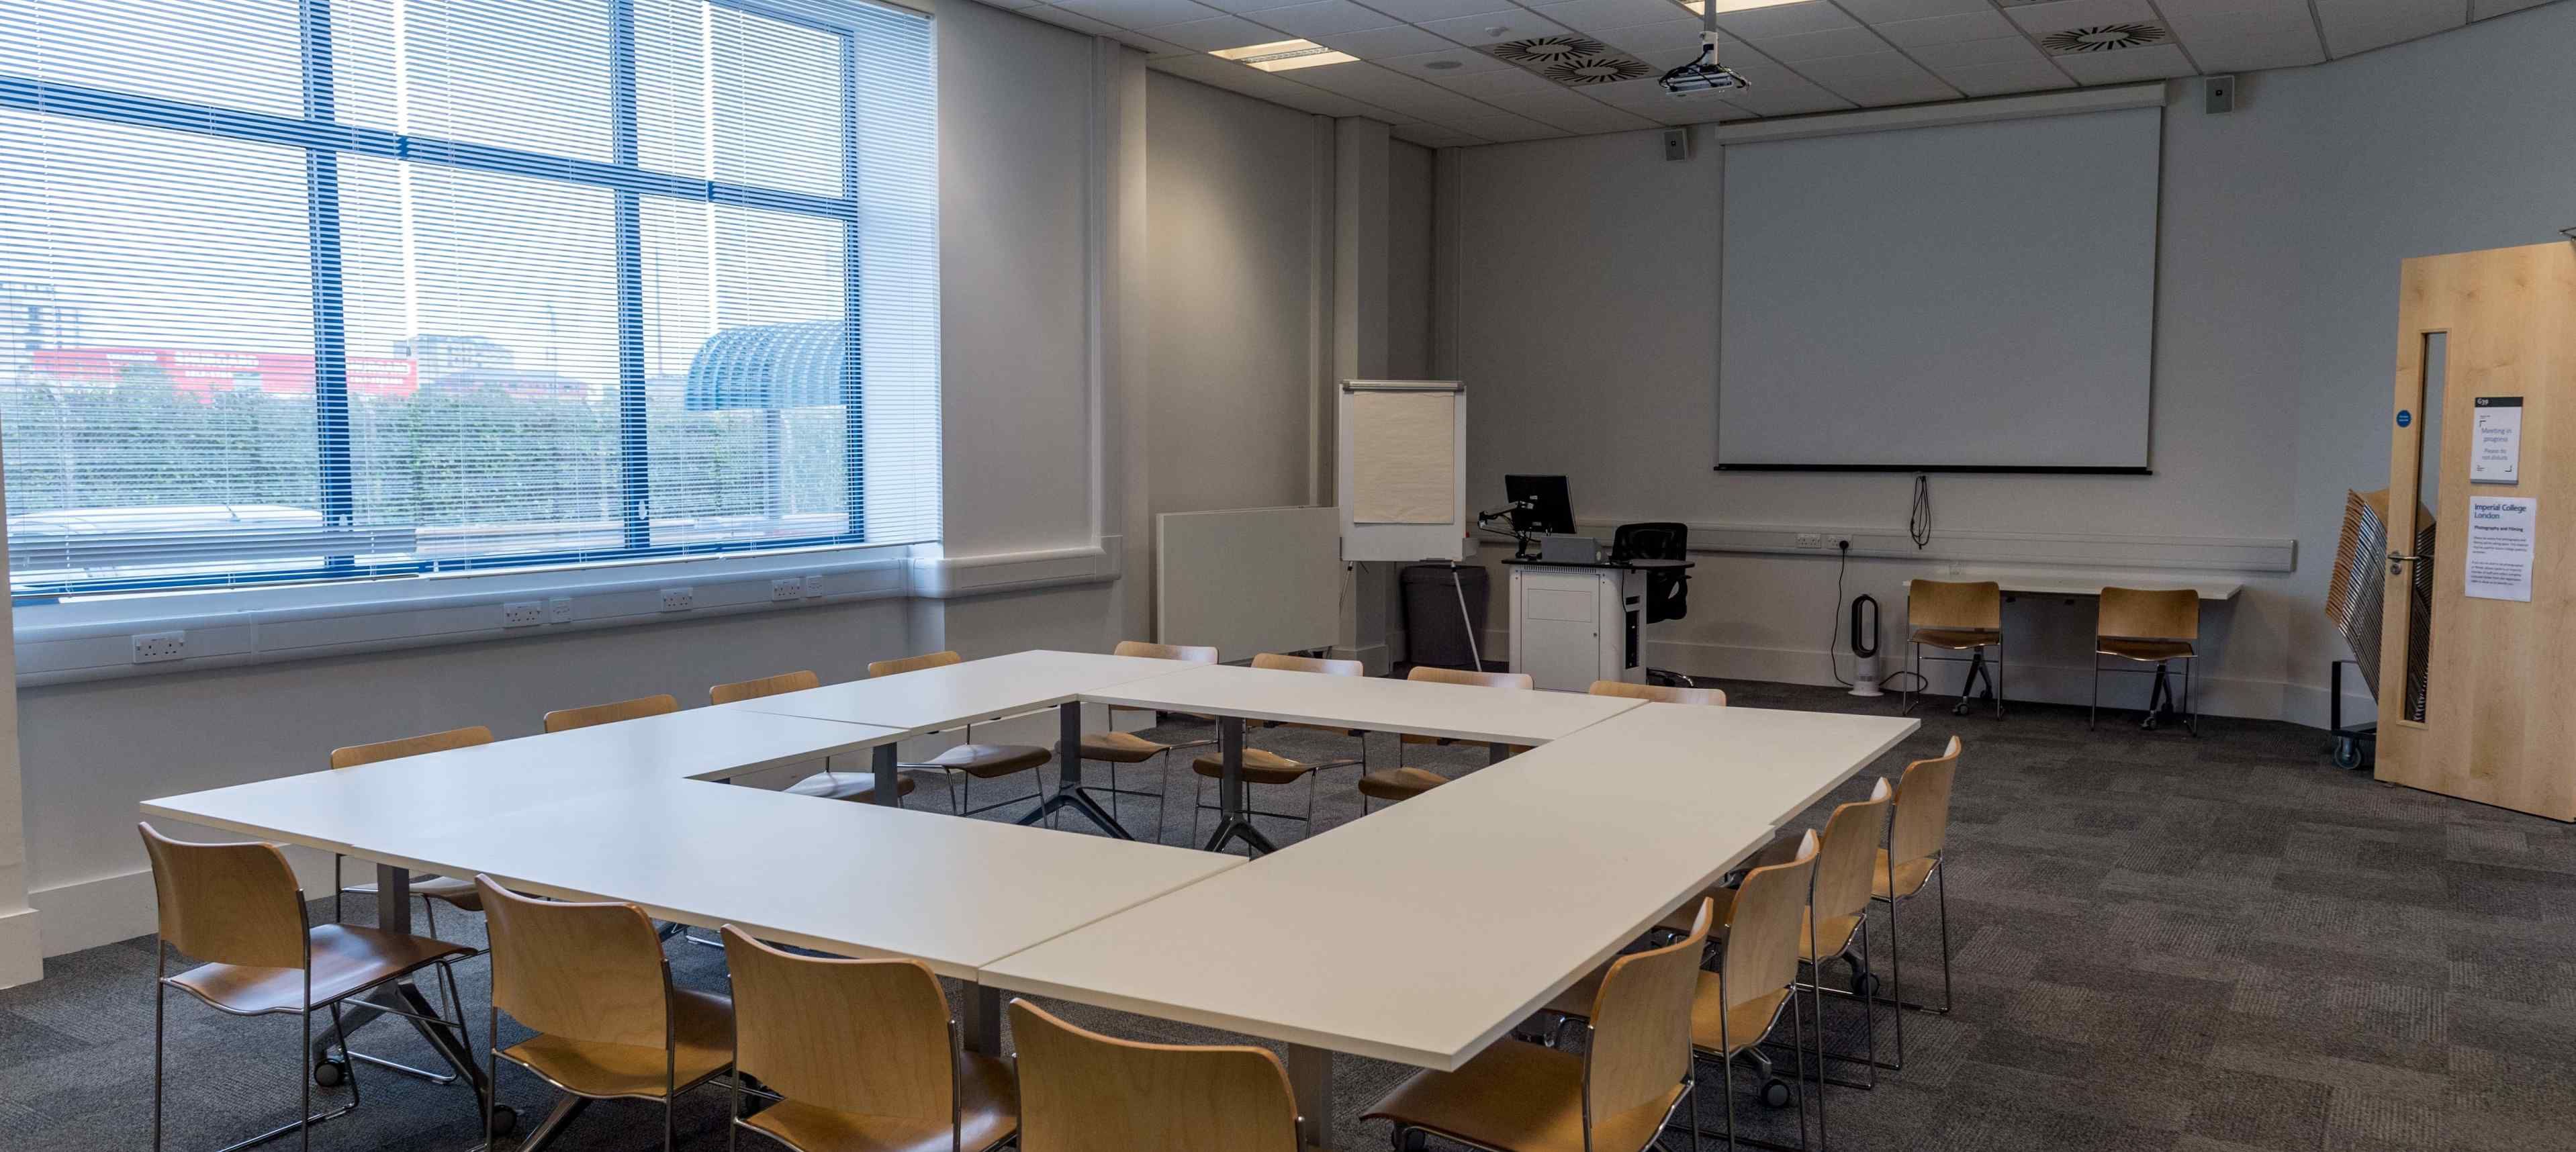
[1661,31,1747,96]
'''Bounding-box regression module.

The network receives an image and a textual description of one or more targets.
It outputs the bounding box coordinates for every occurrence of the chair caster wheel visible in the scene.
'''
[1850,971,1882,1003]
[1760,1077,1794,1108]
[2332,736,2364,769]
[1396,1129,1430,1151]
[313,1059,347,1088]
[1949,701,1970,717]
[489,1104,519,1137]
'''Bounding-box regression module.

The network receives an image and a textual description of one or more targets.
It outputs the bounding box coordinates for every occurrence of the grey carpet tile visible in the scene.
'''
[5,680,2572,1151]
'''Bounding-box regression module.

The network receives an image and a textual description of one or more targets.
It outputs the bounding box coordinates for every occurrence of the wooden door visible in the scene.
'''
[2377,241,2576,820]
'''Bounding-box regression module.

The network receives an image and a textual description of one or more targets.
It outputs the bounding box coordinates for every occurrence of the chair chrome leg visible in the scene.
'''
[1935,863,1955,1014]
[2088,660,2100,729]
[153,951,167,1152]
[1882,890,1906,1069]
[518,1094,592,1152]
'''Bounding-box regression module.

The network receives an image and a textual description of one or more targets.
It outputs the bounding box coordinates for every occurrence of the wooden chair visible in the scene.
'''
[711,671,943,808]
[869,651,1054,820]
[1541,834,1823,1151]
[475,877,733,1152]
[1804,779,1896,1087]
[1903,580,2004,718]
[721,926,1017,1152]
[542,693,678,734]
[1589,679,1728,706]
[140,822,477,1152]
[1189,653,1366,845]
[2092,587,2200,734]
[328,726,494,941]
[1077,641,1219,841]
[1357,666,1534,811]
[1010,999,1299,1152]
[1366,898,1713,1152]
[1870,736,1962,1071]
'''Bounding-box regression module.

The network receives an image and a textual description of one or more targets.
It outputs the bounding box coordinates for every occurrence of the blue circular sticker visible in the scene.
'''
[2397,410,2413,428]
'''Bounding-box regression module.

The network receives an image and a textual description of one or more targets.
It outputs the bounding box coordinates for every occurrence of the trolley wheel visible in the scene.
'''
[313,1059,347,1088]
[2332,736,2364,770]
[489,1104,519,1137]
[1761,1077,1795,1108]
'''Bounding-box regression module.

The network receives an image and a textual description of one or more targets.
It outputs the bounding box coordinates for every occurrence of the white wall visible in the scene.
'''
[1440,2,2576,726]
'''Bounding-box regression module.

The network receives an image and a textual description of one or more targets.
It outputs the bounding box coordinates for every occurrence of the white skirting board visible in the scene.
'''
[1156,507,1342,663]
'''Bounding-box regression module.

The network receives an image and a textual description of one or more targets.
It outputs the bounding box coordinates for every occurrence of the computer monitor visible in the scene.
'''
[1505,474,1575,535]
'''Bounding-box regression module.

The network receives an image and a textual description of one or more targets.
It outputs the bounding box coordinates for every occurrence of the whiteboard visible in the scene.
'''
[1716,106,2161,472]
[1156,506,1340,663]
[1338,381,1469,562]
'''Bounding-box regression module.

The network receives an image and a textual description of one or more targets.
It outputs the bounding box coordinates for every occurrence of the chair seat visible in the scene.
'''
[1654,887,1737,934]
[740,1052,1019,1152]
[1079,730,1168,763]
[2097,638,2196,662]
[1875,851,1937,901]
[921,743,1050,780]
[502,988,734,1099]
[787,770,923,804]
[1356,766,1448,802]
[1911,628,2000,650]
[1191,748,1316,785]
[1365,1036,1681,1152]
[1546,970,1791,1061]
[343,873,482,912]
[167,924,474,1015]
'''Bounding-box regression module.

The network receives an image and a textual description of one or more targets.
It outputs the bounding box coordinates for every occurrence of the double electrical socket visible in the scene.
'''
[1794,533,1853,550]
[132,630,187,663]
[659,586,696,612]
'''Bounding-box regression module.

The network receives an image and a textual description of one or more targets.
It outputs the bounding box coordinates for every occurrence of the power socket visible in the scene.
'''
[501,601,545,628]
[770,577,804,602]
[1794,533,1825,548]
[659,586,696,612]
[132,630,187,663]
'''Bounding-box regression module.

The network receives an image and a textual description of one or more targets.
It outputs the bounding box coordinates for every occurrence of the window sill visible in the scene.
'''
[11,536,1125,687]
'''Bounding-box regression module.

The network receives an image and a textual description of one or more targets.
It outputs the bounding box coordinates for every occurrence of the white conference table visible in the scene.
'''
[1082,661,1647,854]
[715,648,1203,838]
[984,702,1919,1151]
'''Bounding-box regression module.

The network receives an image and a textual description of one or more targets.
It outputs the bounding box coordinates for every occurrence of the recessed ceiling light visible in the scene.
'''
[1679,0,1810,13]
[1210,38,1359,71]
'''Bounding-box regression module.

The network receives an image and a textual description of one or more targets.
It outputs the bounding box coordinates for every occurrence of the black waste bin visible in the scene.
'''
[1401,563,1490,669]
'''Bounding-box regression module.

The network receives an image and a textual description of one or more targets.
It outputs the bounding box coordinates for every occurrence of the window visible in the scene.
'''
[0,0,939,600]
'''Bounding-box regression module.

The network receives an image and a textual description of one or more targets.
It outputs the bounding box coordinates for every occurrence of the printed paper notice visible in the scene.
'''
[2471,396,2523,484]
[2465,495,2536,602]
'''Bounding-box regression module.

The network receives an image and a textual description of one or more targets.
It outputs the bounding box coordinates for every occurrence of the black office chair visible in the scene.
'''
[1613,522,1696,687]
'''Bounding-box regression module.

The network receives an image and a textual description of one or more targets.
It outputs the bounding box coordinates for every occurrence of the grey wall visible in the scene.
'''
[1387,140,1434,380]
[1441,1,2576,725]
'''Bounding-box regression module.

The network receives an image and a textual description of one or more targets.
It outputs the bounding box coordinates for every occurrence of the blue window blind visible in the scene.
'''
[0,0,939,599]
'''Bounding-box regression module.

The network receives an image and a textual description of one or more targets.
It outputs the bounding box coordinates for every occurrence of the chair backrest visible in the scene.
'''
[1113,640,1220,664]
[1889,736,1963,868]
[870,651,963,678]
[543,693,678,734]
[1612,522,1690,624]
[710,670,821,706]
[1010,998,1299,1152]
[1907,580,2000,632]
[1406,665,1534,689]
[329,725,494,769]
[1250,653,1363,677]
[1588,680,1726,706]
[1720,830,1819,1018]
[138,823,308,970]
[1582,896,1711,1152]
[2097,587,2199,642]
[475,876,671,1049]
[1813,779,1893,924]
[721,926,953,1124]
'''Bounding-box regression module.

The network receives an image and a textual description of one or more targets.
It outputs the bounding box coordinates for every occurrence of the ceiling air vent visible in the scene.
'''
[1540,56,1655,85]
[2039,23,2169,53]
[1483,35,1610,65]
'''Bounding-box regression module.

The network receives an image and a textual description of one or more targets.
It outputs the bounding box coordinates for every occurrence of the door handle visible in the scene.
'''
[2389,551,2423,575]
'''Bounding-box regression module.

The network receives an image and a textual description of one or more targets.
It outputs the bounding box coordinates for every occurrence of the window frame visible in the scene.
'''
[0,0,887,604]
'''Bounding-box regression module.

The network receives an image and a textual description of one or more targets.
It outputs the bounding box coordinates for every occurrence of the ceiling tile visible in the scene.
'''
[1378,45,1522,75]
[1592,16,1711,54]
[1790,49,1960,103]
[1246,0,1404,36]
[1151,54,1332,99]
[1054,0,1229,29]
[1868,8,2021,46]
[1019,4,1127,34]
[2165,4,2317,36]
[1711,1,1859,38]
[1111,29,1200,53]
[1313,22,1459,54]
[1523,101,1663,132]
[1393,121,1489,144]
[2178,26,2325,69]
[1143,13,1287,47]
[1716,68,1856,112]
[2050,42,2195,80]
[1929,56,2074,93]
[1261,85,1410,116]
[1579,75,1673,103]
[2471,0,2549,17]
[1359,0,1524,18]
[2003,0,2161,36]
[1527,0,1702,32]
[1285,60,1506,115]
[982,0,1049,9]
[1904,33,2045,66]
[2149,0,2305,17]
[1483,81,1626,113]
[2314,0,2465,56]
[1432,64,1577,97]
[1750,24,1892,58]
[1833,0,1996,21]
[1414,8,1579,42]
[1191,0,1338,11]
[1445,111,1573,140]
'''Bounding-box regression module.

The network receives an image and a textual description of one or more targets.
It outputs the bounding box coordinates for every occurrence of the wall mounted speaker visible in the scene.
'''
[2205,74,2237,113]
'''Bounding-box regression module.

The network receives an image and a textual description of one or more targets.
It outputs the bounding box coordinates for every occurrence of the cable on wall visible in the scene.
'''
[1909,474,1933,549]
[1822,540,1851,687]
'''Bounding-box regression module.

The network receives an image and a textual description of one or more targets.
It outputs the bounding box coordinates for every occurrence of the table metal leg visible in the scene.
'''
[872,743,901,807]
[1201,716,1279,857]
[310,864,494,1112]
[1287,1043,1333,1151]
[1487,741,1513,763]
[962,982,1005,1056]
[1019,702,1136,838]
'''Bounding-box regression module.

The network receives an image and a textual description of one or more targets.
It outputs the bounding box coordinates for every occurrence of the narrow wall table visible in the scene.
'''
[1078,661,1647,855]
[712,649,1205,837]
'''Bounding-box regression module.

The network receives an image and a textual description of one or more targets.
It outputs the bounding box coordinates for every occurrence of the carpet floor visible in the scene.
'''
[6,679,2570,1152]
